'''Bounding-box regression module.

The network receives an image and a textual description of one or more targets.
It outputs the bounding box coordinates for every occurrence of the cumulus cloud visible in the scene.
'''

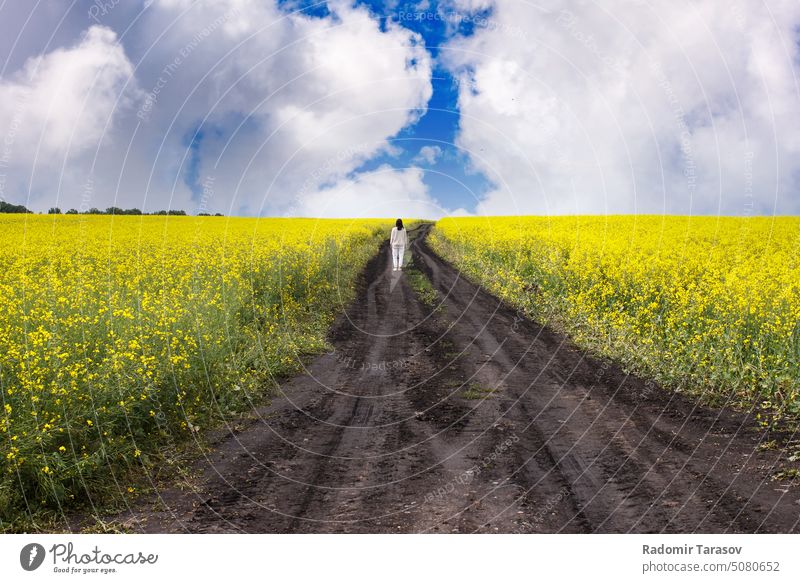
[128,0,433,216]
[442,0,800,215]
[295,165,446,218]
[1,1,434,216]
[0,25,136,178]
[7,1,794,218]
[413,145,443,165]
[446,0,494,12]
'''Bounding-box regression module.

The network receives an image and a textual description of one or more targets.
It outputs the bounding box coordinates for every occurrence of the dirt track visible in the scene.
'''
[109,224,800,533]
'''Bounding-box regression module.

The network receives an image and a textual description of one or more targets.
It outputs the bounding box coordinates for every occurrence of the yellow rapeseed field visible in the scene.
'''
[431,216,800,421]
[0,214,391,526]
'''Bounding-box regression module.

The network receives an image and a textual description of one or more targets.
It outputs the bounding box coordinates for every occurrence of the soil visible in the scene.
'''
[94,224,800,533]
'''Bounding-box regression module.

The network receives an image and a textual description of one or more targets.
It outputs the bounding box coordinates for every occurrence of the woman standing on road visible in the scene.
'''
[390,218,408,272]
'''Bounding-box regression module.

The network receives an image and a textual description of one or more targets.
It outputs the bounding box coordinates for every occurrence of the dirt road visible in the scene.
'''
[111,224,800,533]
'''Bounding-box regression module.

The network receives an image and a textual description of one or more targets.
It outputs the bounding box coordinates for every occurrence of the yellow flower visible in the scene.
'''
[432,215,800,418]
[0,214,397,516]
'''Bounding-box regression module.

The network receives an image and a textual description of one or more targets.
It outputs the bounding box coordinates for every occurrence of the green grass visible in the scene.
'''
[460,383,497,400]
[430,216,800,430]
[0,217,393,532]
[772,468,799,481]
[405,258,440,309]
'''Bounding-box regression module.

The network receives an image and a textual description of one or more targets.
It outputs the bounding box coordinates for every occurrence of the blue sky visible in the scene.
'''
[347,0,492,213]
[179,0,493,213]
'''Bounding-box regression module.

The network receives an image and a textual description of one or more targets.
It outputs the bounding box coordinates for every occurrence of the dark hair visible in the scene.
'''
[396,218,404,230]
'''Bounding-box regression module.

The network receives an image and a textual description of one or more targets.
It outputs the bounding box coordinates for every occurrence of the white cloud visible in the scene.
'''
[296,165,446,218]
[446,0,493,12]
[8,1,793,218]
[443,0,800,215]
[1,1,435,216]
[413,145,442,165]
[132,0,434,216]
[0,25,136,164]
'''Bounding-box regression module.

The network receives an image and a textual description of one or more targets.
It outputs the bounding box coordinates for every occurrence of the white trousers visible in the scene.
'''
[391,245,405,269]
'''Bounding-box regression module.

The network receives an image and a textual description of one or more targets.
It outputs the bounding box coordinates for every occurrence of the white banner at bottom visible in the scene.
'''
[1,534,797,583]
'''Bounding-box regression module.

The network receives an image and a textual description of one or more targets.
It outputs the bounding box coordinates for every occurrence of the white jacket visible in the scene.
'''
[390,226,408,247]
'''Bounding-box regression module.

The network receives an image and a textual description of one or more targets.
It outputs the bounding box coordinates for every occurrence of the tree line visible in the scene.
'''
[0,201,222,216]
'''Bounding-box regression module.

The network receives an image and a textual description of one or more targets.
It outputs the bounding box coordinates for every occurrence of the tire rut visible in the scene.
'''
[96,224,799,533]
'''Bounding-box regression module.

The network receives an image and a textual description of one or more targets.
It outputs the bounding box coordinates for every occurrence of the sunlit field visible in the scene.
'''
[431,216,800,424]
[0,214,392,526]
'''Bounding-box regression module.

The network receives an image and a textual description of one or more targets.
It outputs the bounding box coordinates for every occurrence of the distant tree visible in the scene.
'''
[154,210,168,215]
[214,213,224,217]
[65,209,79,214]
[105,206,124,215]
[0,201,32,213]
[125,208,143,215]
[47,207,62,214]
[198,212,211,216]
[86,208,102,214]
[167,210,187,216]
